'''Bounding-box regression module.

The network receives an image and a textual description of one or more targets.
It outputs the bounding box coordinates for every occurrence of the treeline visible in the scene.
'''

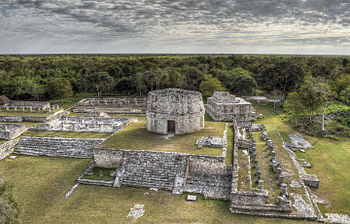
[0,55,350,101]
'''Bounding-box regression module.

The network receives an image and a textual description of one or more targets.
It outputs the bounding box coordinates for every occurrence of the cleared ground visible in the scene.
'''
[100,120,226,156]
[0,111,50,117]
[0,155,312,224]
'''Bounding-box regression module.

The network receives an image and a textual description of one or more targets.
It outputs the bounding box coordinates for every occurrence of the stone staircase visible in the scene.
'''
[15,136,104,158]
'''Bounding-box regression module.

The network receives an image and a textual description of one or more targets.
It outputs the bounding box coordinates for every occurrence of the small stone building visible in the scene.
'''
[146,88,205,135]
[205,92,257,122]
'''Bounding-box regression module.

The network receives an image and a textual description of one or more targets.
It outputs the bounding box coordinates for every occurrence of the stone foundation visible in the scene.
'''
[14,137,104,158]
[0,138,20,160]
[31,116,132,133]
[0,124,27,140]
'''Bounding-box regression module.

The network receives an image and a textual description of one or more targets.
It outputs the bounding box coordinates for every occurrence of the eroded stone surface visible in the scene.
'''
[127,204,145,219]
[325,213,350,224]
[288,134,314,149]
[146,88,205,135]
[291,193,316,217]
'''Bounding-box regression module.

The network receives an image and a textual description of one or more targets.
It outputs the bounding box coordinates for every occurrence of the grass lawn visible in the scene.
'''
[225,124,234,165]
[21,130,111,139]
[254,102,350,215]
[0,139,8,144]
[1,121,42,128]
[100,120,226,156]
[0,155,312,224]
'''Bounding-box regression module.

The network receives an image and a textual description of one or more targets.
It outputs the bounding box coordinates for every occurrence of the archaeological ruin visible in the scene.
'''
[0,88,331,222]
[146,88,205,135]
[73,97,147,114]
[205,91,257,122]
[32,116,132,133]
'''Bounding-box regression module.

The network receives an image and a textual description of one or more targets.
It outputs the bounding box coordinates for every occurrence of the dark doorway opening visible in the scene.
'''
[167,120,175,134]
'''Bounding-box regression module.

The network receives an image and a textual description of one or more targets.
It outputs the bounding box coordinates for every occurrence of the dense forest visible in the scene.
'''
[1,55,350,135]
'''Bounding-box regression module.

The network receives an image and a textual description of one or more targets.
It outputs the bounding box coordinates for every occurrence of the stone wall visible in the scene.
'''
[5,100,50,109]
[146,88,205,135]
[0,124,27,140]
[205,91,257,123]
[15,137,104,158]
[31,116,132,133]
[93,148,229,199]
[0,138,20,160]
[73,97,147,114]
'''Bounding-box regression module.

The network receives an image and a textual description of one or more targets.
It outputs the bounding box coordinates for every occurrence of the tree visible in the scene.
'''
[199,74,225,98]
[340,87,350,105]
[283,92,306,126]
[299,75,333,131]
[47,77,73,99]
[255,60,305,98]
[228,75,257,96]
[86,72,113,98]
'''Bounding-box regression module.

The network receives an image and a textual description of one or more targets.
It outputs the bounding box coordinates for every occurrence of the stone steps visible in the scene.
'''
[14,137,104,158]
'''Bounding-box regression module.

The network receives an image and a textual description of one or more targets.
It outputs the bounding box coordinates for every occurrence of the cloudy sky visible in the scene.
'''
[0,0,350,54]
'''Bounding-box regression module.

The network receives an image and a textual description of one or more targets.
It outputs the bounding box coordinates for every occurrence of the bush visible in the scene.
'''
[340,87,350,105]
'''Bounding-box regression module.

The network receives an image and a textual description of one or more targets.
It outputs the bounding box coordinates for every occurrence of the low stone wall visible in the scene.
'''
[77,178,114,187]
[0,138,20,160]
[93,148,228,199]
[3,100,50,109]
[73,97,147,114]
[15,137,104,158]
[32,116,132,133]
[0,124,27,140]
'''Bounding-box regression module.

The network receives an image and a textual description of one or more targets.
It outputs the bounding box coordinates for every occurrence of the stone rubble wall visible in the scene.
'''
[94,148,229,199]
[0,138,20,160]
[73,97,147,114]
[4,100,50,109]
[31,116,131,133]
[0,124,27,140]
[14,137,104,158]
[0,110,66,123]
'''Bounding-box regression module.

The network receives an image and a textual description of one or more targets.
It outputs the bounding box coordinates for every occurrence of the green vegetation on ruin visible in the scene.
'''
[100,120,226,156]
[21,130,111,139]
[0,155,313,224]
[225,124,233,165]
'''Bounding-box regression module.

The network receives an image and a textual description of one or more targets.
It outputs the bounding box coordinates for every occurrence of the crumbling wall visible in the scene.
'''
[0,138,20,160]
[31,116,132,133]
[15,137,104,158]
[94,148,228,199]
[0,124,27,140]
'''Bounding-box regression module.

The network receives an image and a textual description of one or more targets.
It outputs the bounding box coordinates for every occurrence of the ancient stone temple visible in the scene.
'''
[205,91,257,122]
[146,88,205,135]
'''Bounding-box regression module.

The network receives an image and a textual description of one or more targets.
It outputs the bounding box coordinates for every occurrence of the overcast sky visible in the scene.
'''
[0,0,350,54]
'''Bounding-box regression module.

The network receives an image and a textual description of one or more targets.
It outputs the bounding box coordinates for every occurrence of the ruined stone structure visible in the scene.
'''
[0,124,27,140]
[0,100,50,110]
[146,88,205,135]
[0,138,20,160]
[31,116,132,133]
[0,95,10,105]
[14,137,104,158]
[72,97,147,114]
[205,92,257,123]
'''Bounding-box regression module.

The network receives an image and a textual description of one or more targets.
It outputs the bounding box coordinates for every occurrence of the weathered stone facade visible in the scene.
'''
[14,137,104,158]
[0,100,50,110]
[0,124,27,140]
[205,91,257,123]
[73,97,147,114]
[146,88,205,135]
[31,116,132,133]
[93,148,229,199]
[0,138,20,160]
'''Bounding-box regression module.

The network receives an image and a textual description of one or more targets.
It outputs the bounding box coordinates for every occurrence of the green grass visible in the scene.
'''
[254,103,350,214]
[237,149,251,192]
[252,131,280,204]
[0,155,312,224]
[0,140,8,144]
[21,130,111,139]
[225,124,233,165]
[101,120,226,156]
[0,111,49,117]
